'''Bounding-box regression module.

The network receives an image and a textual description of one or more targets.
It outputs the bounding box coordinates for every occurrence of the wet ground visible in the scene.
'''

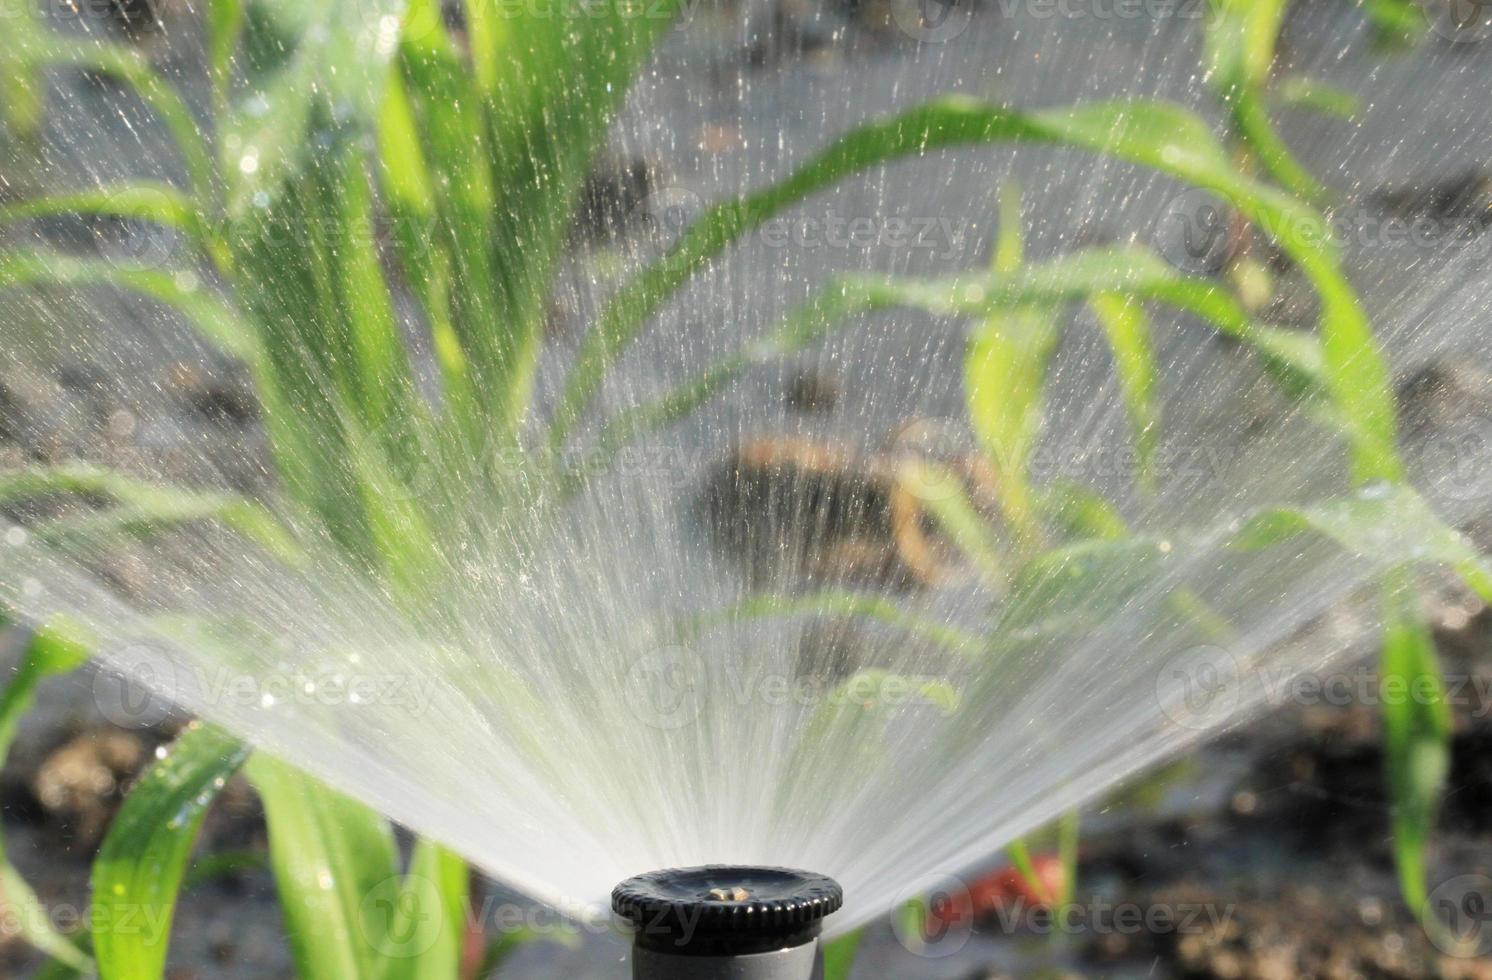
[3,0,1492,976]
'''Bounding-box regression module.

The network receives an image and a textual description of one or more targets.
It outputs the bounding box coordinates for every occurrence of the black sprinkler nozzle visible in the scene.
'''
[612,866,843,979]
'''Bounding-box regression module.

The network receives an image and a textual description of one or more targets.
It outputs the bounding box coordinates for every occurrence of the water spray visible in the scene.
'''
[611,866,843,980]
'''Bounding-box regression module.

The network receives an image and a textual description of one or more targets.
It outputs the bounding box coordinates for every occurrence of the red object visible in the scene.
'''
[926,854,1066,933]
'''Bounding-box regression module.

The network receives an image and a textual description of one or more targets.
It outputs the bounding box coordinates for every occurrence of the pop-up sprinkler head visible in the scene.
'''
[612,866,843,980]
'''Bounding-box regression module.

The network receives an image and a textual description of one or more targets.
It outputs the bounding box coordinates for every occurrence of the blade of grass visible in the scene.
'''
[1204,0,1331,202]
[1272,76,1360,119]
[1005,838,1056,905]
[0,253,260,368]
[0,2,47,139]
[1036,479,1130,542]
[92,723,250,980]
[678,590,981,656]
[0,623,92,972]
[246,754,400,980]
[967,307,1060,546]
[21,38,215,202]
[0,183,199,238]
[577,244,1325,484]
[376,840,468,980]
[1088,293,1159,490]
[466,0,683,438]
[206,0,245,122]
[550,96,1351,448]
[898,459,1005,586]
[0,463,302,566]
[1380,568,1451,925]
[821,929,862,980]
[1231,483,1492,602]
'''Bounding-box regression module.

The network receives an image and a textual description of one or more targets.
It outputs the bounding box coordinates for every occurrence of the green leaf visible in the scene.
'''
[206,0,245,119]
[0,254,261,369]
[966,308,1061,544]
[1232,483,1492,602]
[1273,77,1360,119]
[549,97,1060,448]
[246,754,399,980]
[222,0,407,217]
[773,245,1326,401]
[821,929,862,980]
[0,3,47,139]
[0,623,92,972]
[0,182,197,235]
[679,591,981,657]
[0,183,231,275]
[1379,570,1451,919]
[368,0,685,450]
[898,459,1005,585]
[1204,0,1330,202]
[374,840,468,980]
[18,37,215,201]
[480,925,578,977]
[93,724,250,980]
[1035,479,1129,542]
[1364,0,1424,45]
[998,536,1174,637]
[1005,838,1056,904]
[0,463,302,567]
[1088,293,1159,488]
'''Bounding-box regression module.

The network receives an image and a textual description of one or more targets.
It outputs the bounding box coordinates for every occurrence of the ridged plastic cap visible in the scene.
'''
[612,866,843,953]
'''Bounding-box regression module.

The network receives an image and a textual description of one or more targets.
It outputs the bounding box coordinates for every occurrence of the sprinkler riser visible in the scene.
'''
[630,939,823,980]
[612,866,842,980]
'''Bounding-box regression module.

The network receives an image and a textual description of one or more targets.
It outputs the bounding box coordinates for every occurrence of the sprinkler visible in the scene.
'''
[611,866,843,980]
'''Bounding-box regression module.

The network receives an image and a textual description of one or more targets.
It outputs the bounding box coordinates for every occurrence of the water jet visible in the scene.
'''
[612,866,842,979]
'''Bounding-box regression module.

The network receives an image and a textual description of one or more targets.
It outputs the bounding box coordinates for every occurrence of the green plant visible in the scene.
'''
[0,0,1074,973]
[697,2,1479,968]
[0,1,1471,978]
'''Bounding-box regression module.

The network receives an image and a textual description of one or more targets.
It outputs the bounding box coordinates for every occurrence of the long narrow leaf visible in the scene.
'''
[0,463,301,566]
[92,724,250,980]
[967,307,1061,544]
[20,38,215,201]
[0,253,260,368]
[1379,570,1451,922]
[246,755,399,980]
[1088,293,1160,487]
[1232,483,1492,602]
[551,97,1362,450]
[0,624,92,972]
[377,840,468,980]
